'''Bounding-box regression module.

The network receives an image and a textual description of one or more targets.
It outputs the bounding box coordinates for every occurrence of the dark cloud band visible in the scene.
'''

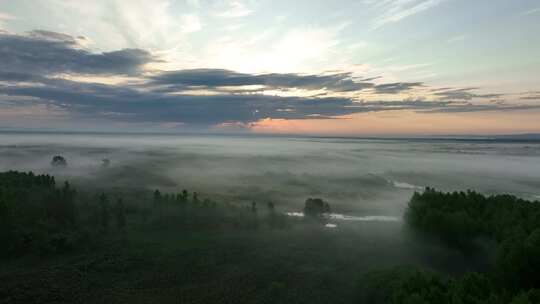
[1,30,536,128]
[0,30,154,76]
[148,69,374,93]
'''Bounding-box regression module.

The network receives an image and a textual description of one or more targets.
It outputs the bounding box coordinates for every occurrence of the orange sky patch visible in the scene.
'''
[250,110,540,136]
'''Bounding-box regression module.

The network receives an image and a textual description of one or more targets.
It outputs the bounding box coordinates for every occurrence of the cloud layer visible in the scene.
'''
[0,31,154,76]
[0,30,537,129]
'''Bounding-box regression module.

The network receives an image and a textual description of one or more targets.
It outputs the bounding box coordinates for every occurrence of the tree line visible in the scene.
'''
[0,171,292,258]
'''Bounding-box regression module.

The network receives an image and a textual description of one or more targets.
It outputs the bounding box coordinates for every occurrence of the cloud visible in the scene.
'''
[0,11,16,26]
[0,11,15,29]
[0,31,155,76]
[0,12,15,20]
[434,88,504,100]
[186,0,201,8]
[1,29,535,129]
[180,14,203,33]
[521,94,540,100]
[215,1,253,18]
[374,82,424,94]
[0,77,365,124]
[2,72,533,126]
[200,23,347,73]
[521,7,540,16]
[370,0,448,29]
[423,103,540,113]
[0,71,45,83]
[43,0,194,54]
[447,34,467,44]
[148,69,374,92]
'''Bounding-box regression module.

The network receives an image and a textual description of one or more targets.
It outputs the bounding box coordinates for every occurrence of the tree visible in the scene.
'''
[51,155,67,167]
[115,198,126,231]
[0,198,13,248]
[510,290,540,304]
[267,201,275,213]
[0,171,85,256]
[304,198,331,217]
[153,189,163,220]
[182,189,188,202]
[266,201,281,229]
[153,190,162,208]
[101,158,111,168]
[60,181,77,227]
[98,193,110,231]
[251,201,257,213]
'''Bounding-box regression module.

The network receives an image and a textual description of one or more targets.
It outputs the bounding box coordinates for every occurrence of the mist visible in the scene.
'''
[2,132,539,215]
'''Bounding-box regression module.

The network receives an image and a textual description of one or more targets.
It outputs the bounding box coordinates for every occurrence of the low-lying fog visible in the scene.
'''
[2,132,540,218]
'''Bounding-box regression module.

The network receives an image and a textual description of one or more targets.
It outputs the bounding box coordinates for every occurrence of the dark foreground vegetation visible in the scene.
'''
[362,188,540,303]
[2,171,540,303]
[0,170,289,259]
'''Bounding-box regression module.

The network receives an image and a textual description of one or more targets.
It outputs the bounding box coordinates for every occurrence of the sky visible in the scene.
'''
[0,0,539,136]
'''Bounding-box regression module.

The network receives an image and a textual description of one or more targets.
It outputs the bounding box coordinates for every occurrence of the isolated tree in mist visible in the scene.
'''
[51,155,67,167]
[304,198,331,217]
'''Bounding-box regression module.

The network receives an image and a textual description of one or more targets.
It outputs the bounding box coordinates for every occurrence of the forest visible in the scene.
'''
[364,188,540,303]
[1,170,540,303]
[0,170,290,259]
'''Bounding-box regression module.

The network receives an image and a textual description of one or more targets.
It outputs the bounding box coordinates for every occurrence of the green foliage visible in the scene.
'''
[21,170,540,303]
[0,171,81,256]
[114,198,126,231]
[395,188,540,303]
[509,289,540,304]
[361,268,505,304]
[361,268,447,304]
[1,171,293,259]
[98,193,110,231]
[406,188,540,247]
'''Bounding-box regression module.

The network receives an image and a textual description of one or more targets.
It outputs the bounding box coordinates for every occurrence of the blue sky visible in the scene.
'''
[0,0,539,134]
